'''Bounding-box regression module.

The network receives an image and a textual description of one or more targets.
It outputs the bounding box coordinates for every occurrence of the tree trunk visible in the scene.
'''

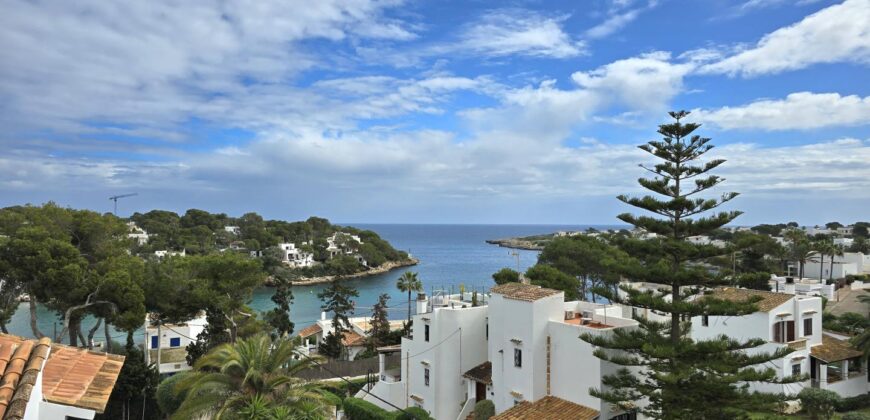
[28,298,45,338]
[819,255,824,281]
[77,323,86,348]
[87,318,103,350]
[0,324,6,334]
[105,319,112,351]
[829,257,835,282]
[407,290,412,324]
[68,317,79,347]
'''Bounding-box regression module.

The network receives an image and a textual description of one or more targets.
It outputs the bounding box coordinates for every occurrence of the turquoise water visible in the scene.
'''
[7,224,617,343]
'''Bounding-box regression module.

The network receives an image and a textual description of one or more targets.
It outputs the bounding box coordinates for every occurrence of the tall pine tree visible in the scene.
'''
[318,279,359,359]
[582,111,795,419]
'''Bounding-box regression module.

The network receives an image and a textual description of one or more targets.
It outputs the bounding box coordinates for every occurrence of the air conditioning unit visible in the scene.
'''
[786,277,794,284]
[564,310,575,320]
[581,310,594,319]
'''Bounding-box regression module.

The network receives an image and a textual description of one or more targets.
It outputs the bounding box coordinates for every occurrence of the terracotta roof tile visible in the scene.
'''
[297,324,322,338]
[42,345,126,413]
[491,283,562,302]
[463,361,492,385]
[491,396,599,420]
[704,287,793,312]
[811,335,863,363]
[341,331,365,347]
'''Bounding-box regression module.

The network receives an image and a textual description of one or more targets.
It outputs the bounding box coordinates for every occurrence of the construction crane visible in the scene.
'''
[108,193,138,215]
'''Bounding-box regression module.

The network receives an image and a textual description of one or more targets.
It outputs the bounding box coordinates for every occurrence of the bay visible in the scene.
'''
[6,224,618,344]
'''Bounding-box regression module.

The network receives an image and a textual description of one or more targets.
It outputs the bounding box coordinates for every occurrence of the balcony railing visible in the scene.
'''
[786,338,807,351]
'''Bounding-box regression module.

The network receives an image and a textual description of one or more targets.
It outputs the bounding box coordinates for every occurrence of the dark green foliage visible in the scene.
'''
[798,388,840,420]
[264,262,295,338]
[394,406,434,420]
[524,264,580,300]
[186,307,231,366]
[854,223,869,239]
[751,224,788,237]
[318,280,359,359]
[342,397,390,420]
[369,294,392,349]
[156,371,191,416]
[473,399,495,420]
[492,267,519,285]
[823,312,870,335]
[737,272,772,291]
[841,413,870,420]
[836,394,870,412]
[580,111,793,419]
[536,235,627,299]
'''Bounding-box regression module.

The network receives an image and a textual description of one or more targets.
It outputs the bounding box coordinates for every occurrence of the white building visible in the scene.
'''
[769,275,836,299]
[224,225,241,235]
[154,249,185,258]
[277,243,314,268]
[143,312,208,374]
[686,235,727,248]
[834,237,854,248]
[691,287,866,398]
[126,222,150,245]
[326,232,363,258]
[297,312,405,361]
[361,283,637,420]
[801,252,869,280]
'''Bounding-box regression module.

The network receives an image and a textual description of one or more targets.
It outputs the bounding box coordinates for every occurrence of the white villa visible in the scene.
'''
[143,312,208,374]
[360,283,637,420]
[126,222,149,245]
[360,281,868,420]
[326,232,363,258]
[224,225,241,235]
[277,242,314,268]
[800,252,870,281]
[297,313,405,361]
[154,249,185,258]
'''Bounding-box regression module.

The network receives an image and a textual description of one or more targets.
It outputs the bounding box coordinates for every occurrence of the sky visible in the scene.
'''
[1,0,869,225]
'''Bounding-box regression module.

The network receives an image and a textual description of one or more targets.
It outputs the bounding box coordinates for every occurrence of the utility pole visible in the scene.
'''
[108,193,138,215]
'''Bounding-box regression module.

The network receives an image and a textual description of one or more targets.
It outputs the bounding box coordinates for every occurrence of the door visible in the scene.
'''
[475,381,486,402]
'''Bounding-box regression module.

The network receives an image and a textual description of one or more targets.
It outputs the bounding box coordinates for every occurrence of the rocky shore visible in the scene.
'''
[283,257,420,286]
[485,238,545,251]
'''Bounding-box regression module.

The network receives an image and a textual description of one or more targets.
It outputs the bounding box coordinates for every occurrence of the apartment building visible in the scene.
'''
[361,283,638,420]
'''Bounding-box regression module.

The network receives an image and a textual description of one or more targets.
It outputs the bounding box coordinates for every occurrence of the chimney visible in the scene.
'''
[519,273,530,285]
[321,311,327,321]
[416,293,429,315]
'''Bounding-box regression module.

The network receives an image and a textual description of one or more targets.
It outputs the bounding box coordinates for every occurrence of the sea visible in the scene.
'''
[6,224,620,344]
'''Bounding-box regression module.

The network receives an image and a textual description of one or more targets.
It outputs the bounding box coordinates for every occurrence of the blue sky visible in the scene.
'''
[1,0,868,225]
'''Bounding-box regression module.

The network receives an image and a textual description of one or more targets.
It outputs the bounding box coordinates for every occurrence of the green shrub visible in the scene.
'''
[842,413,870,420]
[836,394,870,412]
[798,388,841,420]
[155,372,190,416]
[394,406,434,420]
[343,397,390,420]
[473,399,495,420]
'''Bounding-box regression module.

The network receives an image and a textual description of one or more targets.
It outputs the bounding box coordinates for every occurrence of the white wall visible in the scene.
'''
[39,401,96,420]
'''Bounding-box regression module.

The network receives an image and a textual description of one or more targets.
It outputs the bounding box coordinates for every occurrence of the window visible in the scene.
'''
[424,324,430,342]
[151,335,158,349]
[803,317,813,336]
[610,413,637,420]
[514,348,522,368]
[792,363,801,376]
[486,320,489,340]
[772,320,795,343]
[169,337,181,348]
[702,315,709,327]
[424,368,430,386]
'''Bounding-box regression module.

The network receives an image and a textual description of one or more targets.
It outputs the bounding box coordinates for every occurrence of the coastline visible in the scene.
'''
[484,238,545,251]
[285,257,420,286]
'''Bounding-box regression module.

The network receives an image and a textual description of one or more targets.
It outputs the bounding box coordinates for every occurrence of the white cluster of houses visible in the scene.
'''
[359,281,867,420]
[295,312,406,360]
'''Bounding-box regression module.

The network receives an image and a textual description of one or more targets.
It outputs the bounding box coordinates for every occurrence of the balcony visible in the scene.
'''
[787,338,807,351]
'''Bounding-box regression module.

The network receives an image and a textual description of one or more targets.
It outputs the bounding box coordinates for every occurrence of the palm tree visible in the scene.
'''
[171,334,332,419]
[828,244,845,283]
[785,229,812,278]
[396,271,422,324]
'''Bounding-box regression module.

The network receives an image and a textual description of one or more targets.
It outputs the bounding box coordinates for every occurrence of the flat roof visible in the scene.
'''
[491,283,561,302]
[704,287,793,312]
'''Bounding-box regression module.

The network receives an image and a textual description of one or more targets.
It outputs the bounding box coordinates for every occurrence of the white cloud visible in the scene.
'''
[571,52,694,111]
[701,0,870,76]
[586,0,658,39]
[694,92,870,130]
[459,10,587,58]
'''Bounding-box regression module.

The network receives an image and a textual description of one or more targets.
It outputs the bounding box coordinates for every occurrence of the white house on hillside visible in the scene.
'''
[801,252,869,280]
[143,312,208,374]
[126,222,150,245]
[277,243,314,268]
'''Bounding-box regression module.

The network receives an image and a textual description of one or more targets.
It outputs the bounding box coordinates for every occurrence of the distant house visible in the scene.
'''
[126,222,149,245]
[799,252,870,280]
[297,312,404,361]
[326,233,363,258]
[0,333,125,419]
[143,312,208,375]
[224,226,241,235]
[834,237,854,248]
[277,243,314,268]
[154,249,186,258]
